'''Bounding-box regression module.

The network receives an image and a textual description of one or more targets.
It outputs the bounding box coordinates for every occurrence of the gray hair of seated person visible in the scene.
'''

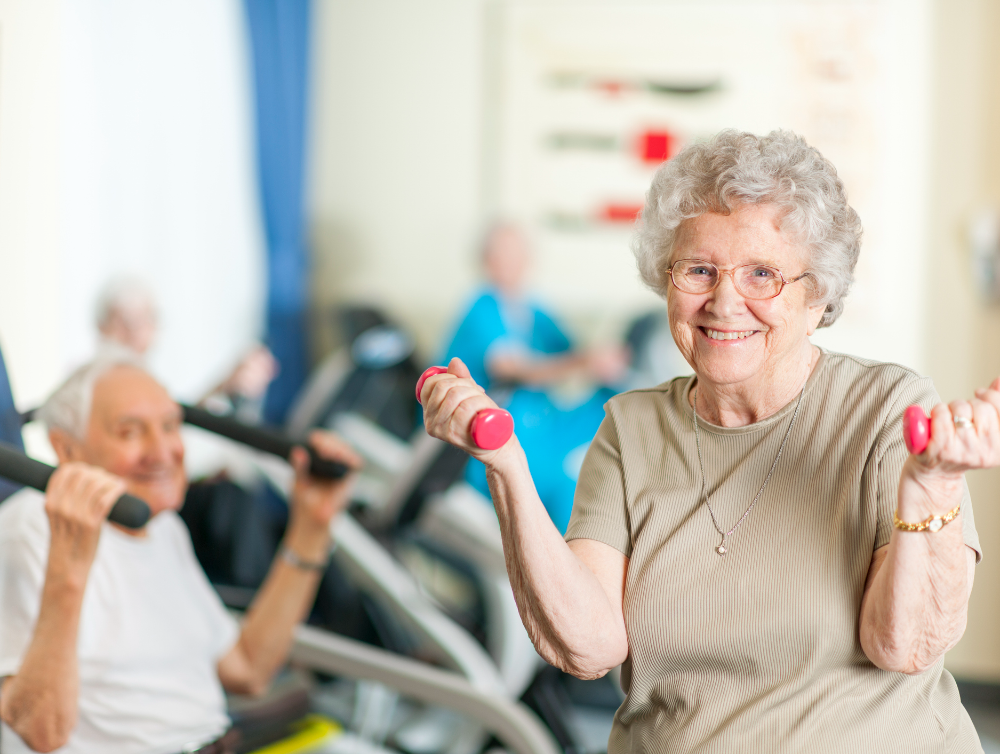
[36,350,145,439]
[94,276,156,328]
[632,129,862,328]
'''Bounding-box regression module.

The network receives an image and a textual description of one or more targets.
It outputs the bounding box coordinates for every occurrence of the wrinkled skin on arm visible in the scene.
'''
[422,358,629,678]
[860,381,1000,674]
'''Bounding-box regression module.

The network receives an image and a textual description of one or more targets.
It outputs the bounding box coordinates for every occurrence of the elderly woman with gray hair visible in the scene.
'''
[420,130,1000,752]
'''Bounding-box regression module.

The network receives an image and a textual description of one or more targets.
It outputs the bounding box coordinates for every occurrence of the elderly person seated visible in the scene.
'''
[421,130,996,751]
[0,355,359,753]
[95,277,278,419]
[442,222,629,532]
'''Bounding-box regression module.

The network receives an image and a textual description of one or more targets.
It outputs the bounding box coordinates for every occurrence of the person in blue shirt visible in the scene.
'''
[441,223,628,532]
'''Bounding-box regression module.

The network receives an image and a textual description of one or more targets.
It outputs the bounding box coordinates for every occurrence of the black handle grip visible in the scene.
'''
[0,442,151,529]
[179,405,349,480]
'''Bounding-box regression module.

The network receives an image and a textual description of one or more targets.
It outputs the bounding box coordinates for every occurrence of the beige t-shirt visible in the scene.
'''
[567,350,982,754]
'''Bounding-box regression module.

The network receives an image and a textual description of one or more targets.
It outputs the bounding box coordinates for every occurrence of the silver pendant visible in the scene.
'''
[716,544,726,556]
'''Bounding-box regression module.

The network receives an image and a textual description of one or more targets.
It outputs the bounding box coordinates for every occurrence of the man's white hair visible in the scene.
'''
[36,350,146,439]
[95,276,157,329]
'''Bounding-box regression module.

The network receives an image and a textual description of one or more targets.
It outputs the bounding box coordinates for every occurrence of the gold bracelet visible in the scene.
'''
[893,503,962,533]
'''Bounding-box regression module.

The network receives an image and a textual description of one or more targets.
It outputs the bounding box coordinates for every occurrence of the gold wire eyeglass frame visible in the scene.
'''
[667,259,810,300]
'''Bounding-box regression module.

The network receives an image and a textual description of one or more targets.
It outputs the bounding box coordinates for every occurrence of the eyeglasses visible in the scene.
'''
[667,259,809,300]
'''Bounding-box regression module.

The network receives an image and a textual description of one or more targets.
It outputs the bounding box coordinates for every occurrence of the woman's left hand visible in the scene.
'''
[912,376,1000,481]
[861,380,995,674]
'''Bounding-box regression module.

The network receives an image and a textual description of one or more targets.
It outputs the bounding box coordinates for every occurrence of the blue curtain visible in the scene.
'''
[0,344,24,502]
[243,0,312,426]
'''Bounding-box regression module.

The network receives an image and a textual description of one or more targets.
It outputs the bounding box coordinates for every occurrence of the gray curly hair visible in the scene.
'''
[632,129,862,327]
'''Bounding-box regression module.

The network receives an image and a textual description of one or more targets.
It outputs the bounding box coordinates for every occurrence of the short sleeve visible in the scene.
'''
[565,406,632,557]
[198,573,240,662]
[874,377,981,562]
[0,494,49,678]
[205,593,240,661]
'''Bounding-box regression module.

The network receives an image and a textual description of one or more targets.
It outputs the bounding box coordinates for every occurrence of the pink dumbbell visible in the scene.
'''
[416,366,515,450]
[903,405,932,455]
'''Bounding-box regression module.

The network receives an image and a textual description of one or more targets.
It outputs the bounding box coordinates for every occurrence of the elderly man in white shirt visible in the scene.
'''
[0,354,359,754]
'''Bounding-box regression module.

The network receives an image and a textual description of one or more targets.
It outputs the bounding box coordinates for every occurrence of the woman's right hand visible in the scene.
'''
[420,357,513,463]
[422,360,627,679]
[45,463,127,581]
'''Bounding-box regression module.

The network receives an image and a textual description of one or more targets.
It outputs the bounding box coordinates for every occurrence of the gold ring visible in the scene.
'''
[954,416,974,429]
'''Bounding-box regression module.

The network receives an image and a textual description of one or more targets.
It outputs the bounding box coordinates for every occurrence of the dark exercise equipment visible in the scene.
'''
[287,306,424,444]
[180,404,348,480]
[0,405,349,532]
[0,345,24,503]
[0,442,150,528]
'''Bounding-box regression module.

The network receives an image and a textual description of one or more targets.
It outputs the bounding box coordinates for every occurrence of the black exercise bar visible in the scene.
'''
[0,407,348,530]
[179,405,349,480]
[0,442,151,529]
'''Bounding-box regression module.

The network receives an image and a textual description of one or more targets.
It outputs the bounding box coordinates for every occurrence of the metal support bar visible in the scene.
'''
[290,625,560,754]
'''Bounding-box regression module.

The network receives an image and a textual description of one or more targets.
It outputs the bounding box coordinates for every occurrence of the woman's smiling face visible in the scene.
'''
[666,203,826,392]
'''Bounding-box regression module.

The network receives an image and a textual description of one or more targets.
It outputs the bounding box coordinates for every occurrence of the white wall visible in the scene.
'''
[60,0,266,401]
[0,0,64,412]
[0,0,266,450]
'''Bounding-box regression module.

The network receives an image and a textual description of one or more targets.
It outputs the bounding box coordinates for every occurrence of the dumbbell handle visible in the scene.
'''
[416,367,514,450]
[903,406,932,455]
[0,442,151,529]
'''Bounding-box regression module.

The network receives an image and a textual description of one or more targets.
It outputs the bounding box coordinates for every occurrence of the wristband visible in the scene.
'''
[279,544,330,572]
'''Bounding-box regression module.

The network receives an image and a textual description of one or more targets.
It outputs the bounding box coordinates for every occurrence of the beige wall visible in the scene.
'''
[308,0,487,360]
[931,0,1000,680]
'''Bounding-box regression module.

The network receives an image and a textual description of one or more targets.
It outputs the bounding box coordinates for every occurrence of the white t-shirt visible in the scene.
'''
[0,489,240,754]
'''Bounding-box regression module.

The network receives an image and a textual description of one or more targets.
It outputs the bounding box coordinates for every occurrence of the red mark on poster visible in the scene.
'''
[639,130,675,164]
[600,203,644,223]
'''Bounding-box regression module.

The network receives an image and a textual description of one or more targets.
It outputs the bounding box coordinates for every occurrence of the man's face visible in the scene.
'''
[72,365,187,518]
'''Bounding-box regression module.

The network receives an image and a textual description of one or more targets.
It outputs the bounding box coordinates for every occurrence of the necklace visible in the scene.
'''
[692,385,804,556]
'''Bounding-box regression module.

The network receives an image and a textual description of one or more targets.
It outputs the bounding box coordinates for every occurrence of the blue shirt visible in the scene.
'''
[439,288,609,533]
[442,289,571,392]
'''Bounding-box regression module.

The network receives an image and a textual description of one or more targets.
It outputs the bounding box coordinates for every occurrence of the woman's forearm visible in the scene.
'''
[0,571,86,752]
[419,359,628,676]
[860,464,973,674]
[486,440,629,679]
